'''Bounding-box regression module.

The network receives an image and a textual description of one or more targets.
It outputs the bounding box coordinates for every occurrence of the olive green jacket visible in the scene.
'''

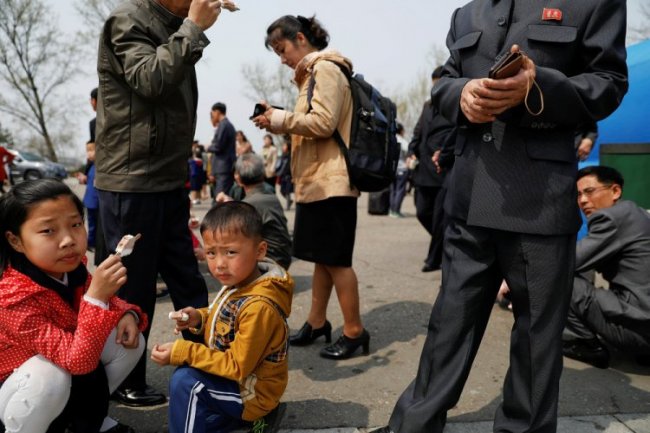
[95,0,209,192]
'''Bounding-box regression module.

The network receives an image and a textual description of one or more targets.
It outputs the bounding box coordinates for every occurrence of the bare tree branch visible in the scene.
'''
[241,62,298,110]
[0,0,79,161]
[390,43,449,136]
[74,0,121,45]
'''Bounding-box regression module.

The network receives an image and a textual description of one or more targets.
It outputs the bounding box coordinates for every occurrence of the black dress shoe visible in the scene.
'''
[320,329,370,360]
[421,263,440,273]
[112,385,167,407]
[289,320,332,346]
[562,338,610,369]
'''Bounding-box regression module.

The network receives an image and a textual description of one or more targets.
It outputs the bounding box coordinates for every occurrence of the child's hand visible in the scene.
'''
[151,343,174,366]
[168,307,200,335]
[87,255,127,303]
[116,313,140,349]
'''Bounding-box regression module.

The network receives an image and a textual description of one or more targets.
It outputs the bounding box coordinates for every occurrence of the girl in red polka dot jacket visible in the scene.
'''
[0,179,148,433]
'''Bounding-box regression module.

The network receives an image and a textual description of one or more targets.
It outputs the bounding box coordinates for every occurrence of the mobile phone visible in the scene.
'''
[249,104,284,120]
[250,103,266,120]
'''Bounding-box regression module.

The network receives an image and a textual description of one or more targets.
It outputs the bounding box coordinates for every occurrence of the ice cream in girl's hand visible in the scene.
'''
[115,234,141,258]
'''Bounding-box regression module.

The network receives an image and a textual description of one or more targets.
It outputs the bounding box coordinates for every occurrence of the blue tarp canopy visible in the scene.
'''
[585,39,650,165]
[578,39,650,237]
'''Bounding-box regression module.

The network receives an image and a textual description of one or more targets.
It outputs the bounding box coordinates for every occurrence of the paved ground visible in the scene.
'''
[69,179,650,432]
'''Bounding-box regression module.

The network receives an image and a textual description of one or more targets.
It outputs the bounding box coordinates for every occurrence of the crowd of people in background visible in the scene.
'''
[0,0,646,433]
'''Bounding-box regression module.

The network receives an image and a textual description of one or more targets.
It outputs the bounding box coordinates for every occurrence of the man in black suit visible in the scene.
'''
[208,102,237,198]
[563,166,650,369]
[379,1,628,432]
[408,67,454,273]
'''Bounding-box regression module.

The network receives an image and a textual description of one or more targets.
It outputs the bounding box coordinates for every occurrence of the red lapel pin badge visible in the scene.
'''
[542,8,563,21]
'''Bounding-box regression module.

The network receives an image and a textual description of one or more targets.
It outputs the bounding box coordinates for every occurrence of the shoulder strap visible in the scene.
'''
[306,62,355,189]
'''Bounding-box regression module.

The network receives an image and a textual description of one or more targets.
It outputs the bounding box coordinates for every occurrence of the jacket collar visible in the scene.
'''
[10,253,88,307]
[148,0,184,28]
[294,50,353,86]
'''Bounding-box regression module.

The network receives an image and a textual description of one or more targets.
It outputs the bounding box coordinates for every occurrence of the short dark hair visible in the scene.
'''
[577,165,624,189]
[90,87,98,100]
[431,66,444,79]
[235,153,265,185]
[211,102,227,114]
[396,123,404,135]
[200,201,263,241]
[0,179,83,275]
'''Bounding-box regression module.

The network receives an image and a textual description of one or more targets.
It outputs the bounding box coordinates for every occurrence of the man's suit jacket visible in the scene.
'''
[407,100,454,188]
[432,0,628,235]
[577,200,650,331]
[208,117,236,175]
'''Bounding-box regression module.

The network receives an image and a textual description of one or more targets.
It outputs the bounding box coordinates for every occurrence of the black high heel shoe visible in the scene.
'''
[320,329,370,360]
[289,320,332,346]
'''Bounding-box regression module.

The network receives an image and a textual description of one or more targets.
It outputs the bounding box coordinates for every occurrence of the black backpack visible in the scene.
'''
[308,63,400,192]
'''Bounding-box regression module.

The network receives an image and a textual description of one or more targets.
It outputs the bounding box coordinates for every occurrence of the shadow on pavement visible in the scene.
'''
[449,364,650,424]
[288,301,432,382]
[283,399,369,430]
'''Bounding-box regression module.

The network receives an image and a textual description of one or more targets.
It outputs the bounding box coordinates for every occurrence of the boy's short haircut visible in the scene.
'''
[201,201,263,240]
[235,153,265,185]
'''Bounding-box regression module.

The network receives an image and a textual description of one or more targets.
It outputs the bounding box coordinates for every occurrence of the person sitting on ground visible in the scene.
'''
[563,166,650,369]
[0,179,147,433]
[151,201,293,433]
[217,153,292,270]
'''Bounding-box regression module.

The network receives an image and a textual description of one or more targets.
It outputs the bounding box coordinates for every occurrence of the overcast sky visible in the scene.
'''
[16,0,647,159]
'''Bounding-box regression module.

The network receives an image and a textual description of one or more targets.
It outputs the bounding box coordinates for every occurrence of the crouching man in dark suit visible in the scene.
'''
[375,1,628,433]
[563,166,650,369]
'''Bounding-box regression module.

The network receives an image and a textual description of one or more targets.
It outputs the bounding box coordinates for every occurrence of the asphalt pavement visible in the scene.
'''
[68,179,650,433]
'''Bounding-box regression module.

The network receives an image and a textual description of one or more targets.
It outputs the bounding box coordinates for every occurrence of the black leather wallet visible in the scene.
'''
[488,51,523,79]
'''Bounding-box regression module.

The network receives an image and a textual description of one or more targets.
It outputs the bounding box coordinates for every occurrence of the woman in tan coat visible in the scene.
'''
[252,15,369,360]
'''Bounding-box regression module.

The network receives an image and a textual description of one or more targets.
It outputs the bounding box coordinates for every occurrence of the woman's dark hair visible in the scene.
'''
[265,15,329,51]
[236,130,249,142]
[0,179,84,275]
[200,201,263,241]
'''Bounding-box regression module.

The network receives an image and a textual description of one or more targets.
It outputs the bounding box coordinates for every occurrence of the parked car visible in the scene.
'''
[7,149,67,183]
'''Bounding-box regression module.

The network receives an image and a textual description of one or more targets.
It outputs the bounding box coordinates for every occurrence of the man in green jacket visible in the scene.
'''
[95,0,222,407]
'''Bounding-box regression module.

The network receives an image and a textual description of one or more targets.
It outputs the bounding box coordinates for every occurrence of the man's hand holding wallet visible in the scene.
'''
[489,51,524,79]
[460,45,538,123]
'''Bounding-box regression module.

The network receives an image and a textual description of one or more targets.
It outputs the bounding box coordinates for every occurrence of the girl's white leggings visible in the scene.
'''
[0,329,145,433]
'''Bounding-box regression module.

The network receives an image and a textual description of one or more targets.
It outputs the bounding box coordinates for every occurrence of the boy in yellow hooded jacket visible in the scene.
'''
[151,201,293,433]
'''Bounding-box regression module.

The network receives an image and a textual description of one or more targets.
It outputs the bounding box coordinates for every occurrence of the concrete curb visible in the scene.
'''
[280,413,650,433]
